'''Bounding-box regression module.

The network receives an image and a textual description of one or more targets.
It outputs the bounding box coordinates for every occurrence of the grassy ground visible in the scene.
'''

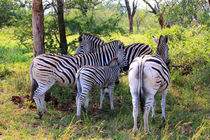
[0,27,209,139]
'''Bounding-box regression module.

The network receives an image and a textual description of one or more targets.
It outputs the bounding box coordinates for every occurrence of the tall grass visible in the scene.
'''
[0,26,209,139]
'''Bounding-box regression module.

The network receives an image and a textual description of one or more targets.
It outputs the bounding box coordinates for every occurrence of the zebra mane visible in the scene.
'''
[78,33,104,43]
[98,40,124,49]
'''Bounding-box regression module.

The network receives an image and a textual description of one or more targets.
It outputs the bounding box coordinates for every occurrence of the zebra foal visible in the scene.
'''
[129,35,170,134]
[76,50,125,120]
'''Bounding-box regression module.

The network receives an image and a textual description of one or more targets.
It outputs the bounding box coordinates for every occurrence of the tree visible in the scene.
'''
[32,0,45,57]
[124,0,137,33]
[143,0,167,29]
[57,0,68,54]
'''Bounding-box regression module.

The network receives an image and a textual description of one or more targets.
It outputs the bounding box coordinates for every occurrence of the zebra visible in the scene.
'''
[76,50,125,120]
[30,40,124,119]
[75,33,105,55]
[76,33,153,71]
[128,35,170,134]
[123,43,153,72]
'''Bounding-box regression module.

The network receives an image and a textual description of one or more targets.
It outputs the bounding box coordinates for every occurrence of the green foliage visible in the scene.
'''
[13,9,33,51]
[67,14,125,35]
[164,0,209,27]
[66,0,101,16]
[44,14,60,53]
[0,0,15,27]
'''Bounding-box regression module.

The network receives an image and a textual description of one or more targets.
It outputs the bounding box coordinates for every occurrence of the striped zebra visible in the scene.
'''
[123,43,153,71]
[76,33,153,71]
[76,51,125,120]
[30,40,124,119]
[128,35,170,134]
[75,33,105,55]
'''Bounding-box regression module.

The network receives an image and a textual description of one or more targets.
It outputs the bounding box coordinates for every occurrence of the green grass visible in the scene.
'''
[0,27,209,139]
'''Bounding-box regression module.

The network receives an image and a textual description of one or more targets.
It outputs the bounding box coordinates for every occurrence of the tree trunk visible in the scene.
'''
[57,0,68,54]
[192,14,200,27]
[129,15,133,33]
[143,0,166,30]
[158,14,165,29]
[125,0,137,33]
[32,0,45,57]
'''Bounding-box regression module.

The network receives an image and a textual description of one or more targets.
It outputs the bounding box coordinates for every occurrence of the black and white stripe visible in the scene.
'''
[128,35,170,134]
[75,33,105,55]
[76,55,125,120]
[123,43,153,71]
[76,33,153,71]
[30,40,124,118]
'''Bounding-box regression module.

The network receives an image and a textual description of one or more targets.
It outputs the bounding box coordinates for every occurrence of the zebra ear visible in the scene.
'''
[78,34,84,42]
[152,36,159,44]
[119,42,125,49]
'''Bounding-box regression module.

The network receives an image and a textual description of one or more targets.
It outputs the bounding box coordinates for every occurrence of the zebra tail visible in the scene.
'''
[30,61,37,98]
[75,69,82,95]
[138,56,145,115]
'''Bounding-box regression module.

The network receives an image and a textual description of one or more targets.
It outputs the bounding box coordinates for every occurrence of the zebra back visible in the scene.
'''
[123,43,153,71]
[75,33,105,55]
[31,40,125,87]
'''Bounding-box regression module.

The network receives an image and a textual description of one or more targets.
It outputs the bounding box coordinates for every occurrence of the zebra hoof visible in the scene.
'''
[132,128,138,134]
[82,106,87,112]
[162,117,166,124]
[77,115,81,121]
[44,111,51,115]
[152,117,155,123]
[38,112,43,119]
[147,130,151,135]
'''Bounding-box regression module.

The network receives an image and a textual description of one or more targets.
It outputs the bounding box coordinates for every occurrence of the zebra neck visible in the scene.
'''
[154,53,167,64]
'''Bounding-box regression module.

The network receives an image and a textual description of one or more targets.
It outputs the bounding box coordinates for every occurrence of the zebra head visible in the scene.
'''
[75,39,92,55]
[116,46,126,68]
[75,33,105,55]
[153,35,170,66]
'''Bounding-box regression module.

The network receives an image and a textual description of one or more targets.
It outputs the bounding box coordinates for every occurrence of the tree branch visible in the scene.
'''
[143,0,157,14]
[131,0,137,17]
[125,0,131,17]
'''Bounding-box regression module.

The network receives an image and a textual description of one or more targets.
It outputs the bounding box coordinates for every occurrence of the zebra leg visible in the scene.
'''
[33,83,54,119]
[76,95,83,120]
[40,94,49,114]
[99,89,105,110]
[144,94,155,135]
[108,84,114,110]
[76,90,87,120]
[152,99,156,122]
[129,66,139,134]
[84,92,89,110]
[161,89,168,124]
[131,91,139,134]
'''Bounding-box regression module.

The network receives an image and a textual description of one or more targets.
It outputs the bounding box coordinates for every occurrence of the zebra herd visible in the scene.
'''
[30,33,170,134]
